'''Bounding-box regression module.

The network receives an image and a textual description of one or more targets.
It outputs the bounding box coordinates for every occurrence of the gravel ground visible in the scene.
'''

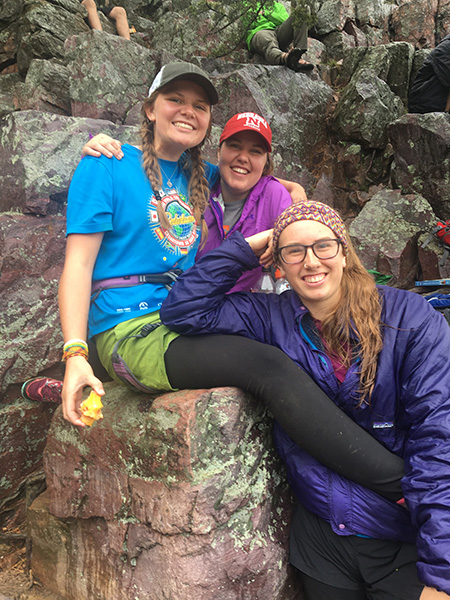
[0,570,62,600]
[0,540,62,600]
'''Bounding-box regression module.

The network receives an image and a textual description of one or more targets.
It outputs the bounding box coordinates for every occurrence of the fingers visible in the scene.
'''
[81,134,123,159]
[82,145,101,158]
[245,229,273,256]
[291,185,307,204]
[259,232,275,267]
[61,358,105,427]
[65,408,86,428]
[259,246,274,267]
[62,383,86,427]
[91,380,105,396]
[102,138,123,159]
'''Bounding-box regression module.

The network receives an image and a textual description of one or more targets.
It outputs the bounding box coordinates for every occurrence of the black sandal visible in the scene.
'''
[285,48,303,71]
[296,59,314,72]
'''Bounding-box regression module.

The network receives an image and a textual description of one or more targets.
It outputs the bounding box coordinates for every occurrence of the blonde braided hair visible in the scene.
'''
[140,91,211,242]
[183,143,210,242]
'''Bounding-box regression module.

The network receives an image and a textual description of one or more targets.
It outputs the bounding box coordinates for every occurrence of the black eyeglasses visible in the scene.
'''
[278,239,342,264]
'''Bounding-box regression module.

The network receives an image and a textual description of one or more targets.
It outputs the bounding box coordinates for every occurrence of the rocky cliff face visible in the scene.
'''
[31,385,298,600]
[1,0,450,598]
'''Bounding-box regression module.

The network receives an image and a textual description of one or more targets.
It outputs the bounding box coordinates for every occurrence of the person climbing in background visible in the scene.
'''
[161,200,450,600]
[81,0,131,40]
[22,62,406,510]
[244,1,314,72]
[408,34,450,113]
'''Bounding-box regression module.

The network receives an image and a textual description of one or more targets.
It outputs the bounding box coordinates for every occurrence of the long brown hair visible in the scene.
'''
[139,89,211,243]
[263,152,273,176]
[320,238,383,404]
[273,202,383,404]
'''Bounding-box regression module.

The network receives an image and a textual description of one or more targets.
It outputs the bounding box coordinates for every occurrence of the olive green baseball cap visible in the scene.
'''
[148,62,219,105]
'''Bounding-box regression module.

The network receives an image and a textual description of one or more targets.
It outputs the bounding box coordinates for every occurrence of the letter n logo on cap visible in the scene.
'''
[239,112,268,132]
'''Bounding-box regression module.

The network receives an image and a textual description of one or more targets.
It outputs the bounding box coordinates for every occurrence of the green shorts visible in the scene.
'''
[95,311,179,392]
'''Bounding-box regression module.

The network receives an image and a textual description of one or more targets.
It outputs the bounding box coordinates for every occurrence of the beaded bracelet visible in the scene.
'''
[63,338,88,352]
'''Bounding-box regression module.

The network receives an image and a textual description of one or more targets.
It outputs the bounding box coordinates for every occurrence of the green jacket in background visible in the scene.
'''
[244,1,289,49]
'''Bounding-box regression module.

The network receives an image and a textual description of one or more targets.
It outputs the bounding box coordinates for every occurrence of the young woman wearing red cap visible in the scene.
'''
[197,111,295,291]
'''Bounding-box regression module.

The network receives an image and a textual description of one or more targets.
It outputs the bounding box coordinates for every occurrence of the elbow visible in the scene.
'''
[160,302,188,333]
[160,302,203,336]
[160,302,176,328]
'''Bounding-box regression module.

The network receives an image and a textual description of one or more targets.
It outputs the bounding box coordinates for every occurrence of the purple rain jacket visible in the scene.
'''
[161,232,450,594]
[196,175,292,292]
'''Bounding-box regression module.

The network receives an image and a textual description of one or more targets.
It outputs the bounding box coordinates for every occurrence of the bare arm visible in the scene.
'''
[82,133,124,159]
[58,232,104,426]
[276,177,307,203]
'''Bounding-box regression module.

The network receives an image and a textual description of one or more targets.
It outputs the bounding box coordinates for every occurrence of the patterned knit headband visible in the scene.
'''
[272,201,348,257]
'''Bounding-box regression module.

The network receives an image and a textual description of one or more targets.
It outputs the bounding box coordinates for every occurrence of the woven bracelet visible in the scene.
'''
[62,346,89,362]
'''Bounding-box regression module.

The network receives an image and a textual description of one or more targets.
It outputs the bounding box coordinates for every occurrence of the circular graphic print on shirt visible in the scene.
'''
[148,190,198,253]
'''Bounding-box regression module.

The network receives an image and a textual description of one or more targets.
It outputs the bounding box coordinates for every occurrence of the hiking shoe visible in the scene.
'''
[21,377,62,403]
[285,47,303,71]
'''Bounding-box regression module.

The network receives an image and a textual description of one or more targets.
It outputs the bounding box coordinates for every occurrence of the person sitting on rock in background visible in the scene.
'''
[81,0,131,41]
[244,1,313,72]
[408,34,450,113]
[80,111,303,292]
[22,63,406,516]
[161,200,450,600]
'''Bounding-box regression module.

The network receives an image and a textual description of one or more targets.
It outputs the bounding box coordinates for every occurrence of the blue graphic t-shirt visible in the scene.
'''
[67,144,219,336]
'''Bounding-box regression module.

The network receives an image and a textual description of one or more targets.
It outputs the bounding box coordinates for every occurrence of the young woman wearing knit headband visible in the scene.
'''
[40,64,404,509]
[161,200,450,600]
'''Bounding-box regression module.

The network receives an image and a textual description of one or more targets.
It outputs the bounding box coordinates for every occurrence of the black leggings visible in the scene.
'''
[299,574,367,600]
[164,334,404,501]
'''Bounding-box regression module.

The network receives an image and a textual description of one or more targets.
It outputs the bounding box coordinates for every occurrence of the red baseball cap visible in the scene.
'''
[219,112,272,152]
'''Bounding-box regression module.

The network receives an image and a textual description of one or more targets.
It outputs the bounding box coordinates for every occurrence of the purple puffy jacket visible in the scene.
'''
[162,232,450,594]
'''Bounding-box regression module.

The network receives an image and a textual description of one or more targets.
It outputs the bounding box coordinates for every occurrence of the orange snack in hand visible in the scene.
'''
[80,390,104,426]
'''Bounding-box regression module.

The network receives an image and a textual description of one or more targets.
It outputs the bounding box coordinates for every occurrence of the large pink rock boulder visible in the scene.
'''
[30,384,301,600]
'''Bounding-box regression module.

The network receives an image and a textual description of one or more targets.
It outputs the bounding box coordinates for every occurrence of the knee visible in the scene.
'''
[81,0,97,11]
[252,30,278,50]
[109,6,127,20]
[243,339,294,373]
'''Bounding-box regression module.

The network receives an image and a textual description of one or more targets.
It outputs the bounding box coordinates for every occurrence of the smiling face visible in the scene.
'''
[277,220,347,320]
[218,131,269,203]
[145,80,211,161]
